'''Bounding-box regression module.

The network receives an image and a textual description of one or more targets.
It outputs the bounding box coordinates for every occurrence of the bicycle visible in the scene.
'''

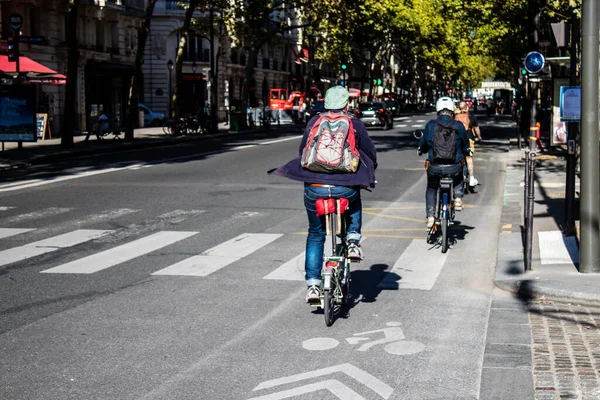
[162,119,173,135]
[413,129,455,253]
[311,197,353,327]
[427,176,455,253]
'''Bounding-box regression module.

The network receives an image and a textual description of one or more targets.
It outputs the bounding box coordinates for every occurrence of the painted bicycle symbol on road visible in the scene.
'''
[302,321,425,355]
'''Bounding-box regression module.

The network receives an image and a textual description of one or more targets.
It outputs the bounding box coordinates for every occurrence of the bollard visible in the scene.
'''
[524,151,536,271]
[523,148,531,229]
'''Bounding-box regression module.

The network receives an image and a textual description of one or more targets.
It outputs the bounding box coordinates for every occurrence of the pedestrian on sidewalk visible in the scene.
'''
[85,109,109,141]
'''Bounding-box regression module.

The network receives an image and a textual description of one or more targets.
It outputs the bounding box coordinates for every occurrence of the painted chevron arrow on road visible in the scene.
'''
[249,363,393,400]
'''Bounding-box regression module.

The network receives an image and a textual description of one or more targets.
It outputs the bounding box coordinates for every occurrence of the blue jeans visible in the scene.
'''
[426,163,463,218]
[304,185,361,286]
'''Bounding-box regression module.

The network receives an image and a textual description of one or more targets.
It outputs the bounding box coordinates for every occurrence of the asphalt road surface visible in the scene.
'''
[0,113,518,399]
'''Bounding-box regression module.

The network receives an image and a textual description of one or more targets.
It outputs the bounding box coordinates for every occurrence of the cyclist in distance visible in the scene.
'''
[269,86,377,303]
[455,100,482,187]
[418,97,470,229]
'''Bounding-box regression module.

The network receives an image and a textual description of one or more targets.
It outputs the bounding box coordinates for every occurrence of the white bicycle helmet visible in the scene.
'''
[436,96,455,113]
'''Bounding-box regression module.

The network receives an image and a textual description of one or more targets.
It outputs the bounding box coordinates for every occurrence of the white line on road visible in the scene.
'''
[259,135,303,145]
[152,233,283,276]
[263,252,305,281]
[396,124,408,128]
[411,124,423,128]
[249,379,366,400]
[0,228,35,240]
[0,229,112,268]
[0,206,16,211]
[41,231,198,274]
[377,239,447,290]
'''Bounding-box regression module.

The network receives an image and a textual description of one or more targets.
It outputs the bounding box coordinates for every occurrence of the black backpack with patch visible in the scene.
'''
[432,118,457,164]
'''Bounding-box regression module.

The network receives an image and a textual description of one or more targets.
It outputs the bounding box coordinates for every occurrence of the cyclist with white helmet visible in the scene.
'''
[418,97,471,228]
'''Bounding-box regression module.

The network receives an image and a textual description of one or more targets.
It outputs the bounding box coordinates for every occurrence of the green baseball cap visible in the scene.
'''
[324,86,349,110]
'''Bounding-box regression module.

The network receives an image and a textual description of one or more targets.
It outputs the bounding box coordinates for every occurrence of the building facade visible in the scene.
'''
[0,0,144,136]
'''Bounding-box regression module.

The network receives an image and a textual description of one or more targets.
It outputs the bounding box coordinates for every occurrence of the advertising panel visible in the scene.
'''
[0,85,37,142]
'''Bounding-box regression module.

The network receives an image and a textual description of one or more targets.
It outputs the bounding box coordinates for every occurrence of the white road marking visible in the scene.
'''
[0,229,111,268]
[415,119,426,123]
[0,168,133,192]
[153,233,282,276]
[0,228,35,239]
[0,206,16,211]
[263,252,305,281]
[1,207,72,224]
[411,124,423,128]
[41,231,198,274]
[396,124,408,128]
[538,230,579,265]
[259,136,303,145]
[252,363,393,399]
[249,379,366,400]
[377,239,447,290]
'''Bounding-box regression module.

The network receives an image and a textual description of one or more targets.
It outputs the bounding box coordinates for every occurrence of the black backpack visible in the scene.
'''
[432,118,457,163]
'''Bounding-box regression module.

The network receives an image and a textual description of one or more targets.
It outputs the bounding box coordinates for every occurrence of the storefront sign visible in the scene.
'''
[0,85,37,142]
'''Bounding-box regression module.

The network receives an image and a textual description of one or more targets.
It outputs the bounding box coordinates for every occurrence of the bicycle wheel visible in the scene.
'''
[162,120,172,135]
[323,289,334,326]
[441,194,449,253]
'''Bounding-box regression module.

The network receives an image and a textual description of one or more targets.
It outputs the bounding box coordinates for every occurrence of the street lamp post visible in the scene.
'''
[191,61,197,113]
[167,59,174,119]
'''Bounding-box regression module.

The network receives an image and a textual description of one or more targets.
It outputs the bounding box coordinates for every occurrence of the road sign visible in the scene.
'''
[524,51,545,74]
[9,13,23,31]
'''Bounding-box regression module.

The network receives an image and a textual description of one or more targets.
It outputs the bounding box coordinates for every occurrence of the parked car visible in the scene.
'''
[354,102,394,129]
[139,104,165,127]
[303,100,325,124]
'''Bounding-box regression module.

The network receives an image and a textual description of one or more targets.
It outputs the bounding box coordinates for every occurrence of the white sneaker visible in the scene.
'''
[426,216,435,228]
[454,198,463,211]
[305,285,321,303]
[347,242,363,261]
[469,176,478,187]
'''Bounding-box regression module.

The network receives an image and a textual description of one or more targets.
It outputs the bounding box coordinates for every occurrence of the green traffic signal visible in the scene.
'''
[377,78,382,85]
[521,68,528,75]
[341,64,347,70]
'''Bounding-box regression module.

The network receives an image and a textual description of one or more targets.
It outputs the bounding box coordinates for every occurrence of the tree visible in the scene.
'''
[124,0,159,141]
[61,0,81,148]
[172,0,201,135]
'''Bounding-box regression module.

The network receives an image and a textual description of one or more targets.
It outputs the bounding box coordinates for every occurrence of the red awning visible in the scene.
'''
[0,55,58,74]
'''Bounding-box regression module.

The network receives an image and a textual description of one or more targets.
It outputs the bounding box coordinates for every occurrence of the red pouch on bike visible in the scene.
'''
[315,198,336,216]
[315,198,349,216]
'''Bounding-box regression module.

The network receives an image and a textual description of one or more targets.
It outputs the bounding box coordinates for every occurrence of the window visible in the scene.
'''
[179,34,210,62]
[96,20,105,51]
[111,22,119,53]
[29,8,41,37]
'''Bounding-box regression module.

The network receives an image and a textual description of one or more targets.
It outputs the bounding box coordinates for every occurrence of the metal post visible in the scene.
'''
[525,151,536,271]
[209,2,218,133]
[564,7,579,236]
[579,0,600,272]
[523,148,531,229]
[168,67,172,119]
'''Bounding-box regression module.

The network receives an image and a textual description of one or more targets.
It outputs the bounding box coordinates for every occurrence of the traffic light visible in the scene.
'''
[7,36,18,62]
[376,78,382,85]
[521,68,528,75]
[341,64,347,70]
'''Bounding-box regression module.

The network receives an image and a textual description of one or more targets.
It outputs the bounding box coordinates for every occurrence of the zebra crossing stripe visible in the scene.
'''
[0,228,35,240]
[152,233,283,276]
[263,252,305,281]
[0,229,112,268]
[41,231,198,274]
[377,239,447,290]
[0,206,15,211]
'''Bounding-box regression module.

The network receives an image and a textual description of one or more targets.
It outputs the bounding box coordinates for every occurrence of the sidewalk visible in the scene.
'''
[494,139,600,306]
[0,120,297,170]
